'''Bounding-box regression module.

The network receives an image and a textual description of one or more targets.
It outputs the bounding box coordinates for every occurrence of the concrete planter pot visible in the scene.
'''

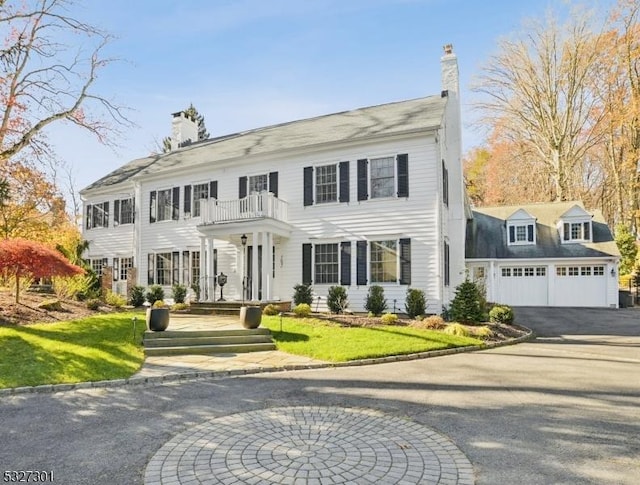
[240,306,262,329]
[146,307,170,332]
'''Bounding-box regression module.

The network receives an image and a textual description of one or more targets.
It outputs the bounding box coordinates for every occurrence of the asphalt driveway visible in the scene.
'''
[0,307,638,484]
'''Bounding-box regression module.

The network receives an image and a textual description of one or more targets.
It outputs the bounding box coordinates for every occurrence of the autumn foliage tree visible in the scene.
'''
[0,238,83,303]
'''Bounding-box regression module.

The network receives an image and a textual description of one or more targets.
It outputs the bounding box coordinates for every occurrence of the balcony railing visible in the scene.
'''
[200,192,288,224]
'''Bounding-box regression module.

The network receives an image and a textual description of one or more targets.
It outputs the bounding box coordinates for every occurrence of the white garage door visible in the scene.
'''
[497,266,548,306]
[553,265,607,307]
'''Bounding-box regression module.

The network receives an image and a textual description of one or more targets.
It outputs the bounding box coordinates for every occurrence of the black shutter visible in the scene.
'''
[563,223,570,241]
[239,176,247,198]
[509,226,515,243]
[302,243,312,285]
[269,172,278,197]
[340,241,351,286]
[184,185,192,214]
[85,204,92,229]
[147,253,154,285]
[104,202,109,228]
[114,200,120,225]
[132,197,136,223]
[444,242,450,287]
[172,187,180,220]
[210,181,218,200]
[356,241,367,285]
[303,167,313,206]
[528,224,534,242]
[357,159,368,201]
[339,161,350,203]
[584,222,590,240]
[149,191,157,223]
[399,238,411,285]
[113,257,119,281]
[172,251,180,285]
[397,154,409,197]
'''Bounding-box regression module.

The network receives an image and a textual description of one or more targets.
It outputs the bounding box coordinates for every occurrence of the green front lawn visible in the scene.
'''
[0,312,145,389]
[262,315,482,362]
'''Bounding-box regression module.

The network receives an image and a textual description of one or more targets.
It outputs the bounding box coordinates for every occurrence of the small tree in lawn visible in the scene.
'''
[449,279,484,323]
[0,238,84,303]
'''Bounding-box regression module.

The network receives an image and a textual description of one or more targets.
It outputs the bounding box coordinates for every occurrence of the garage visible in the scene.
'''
[552,265,607,307]
[497,265,548,306]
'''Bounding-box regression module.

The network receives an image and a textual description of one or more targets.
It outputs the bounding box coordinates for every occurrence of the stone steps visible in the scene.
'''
[144,328,276,356]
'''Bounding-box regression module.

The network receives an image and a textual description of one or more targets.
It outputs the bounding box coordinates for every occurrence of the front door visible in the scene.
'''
[246,245,262,301]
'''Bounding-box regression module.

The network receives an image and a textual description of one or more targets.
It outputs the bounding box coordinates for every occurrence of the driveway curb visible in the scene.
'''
[0,327,534,397]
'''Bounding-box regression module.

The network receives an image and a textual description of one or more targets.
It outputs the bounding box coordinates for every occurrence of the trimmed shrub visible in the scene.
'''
[86,298,101,310]
[146,285,165,305]
[364,285,387,316]
[449,279,484,323]
[152,299,166,308]
[38,299,63,312]
[293,283,313,306]
[172,284,187,304]
[327,286,349,313]
[105,291,126,309]
[129,285,145,307]
[405,288,426,319]
[171,302,189,312]
[443,323,470,337]
[293,303,311,317]
[381,312,398,325]
[263,303,280,316]
[489,304,514,324]
[417,315,446,330]
[190,283,201,302]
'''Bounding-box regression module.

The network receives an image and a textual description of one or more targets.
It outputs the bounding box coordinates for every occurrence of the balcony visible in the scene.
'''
[199,192,289,225]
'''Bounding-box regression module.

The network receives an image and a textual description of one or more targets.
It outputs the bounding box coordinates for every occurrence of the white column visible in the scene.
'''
[207,237,215,301]
[263,232,273,301]
[252,231,259,301]
[199,237,206,300]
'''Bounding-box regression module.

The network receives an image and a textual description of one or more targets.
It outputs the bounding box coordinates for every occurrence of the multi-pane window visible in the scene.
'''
[563,221,591,242]
[156,253,172,285]
[581,266,592,276]
[191,251,200,286]
[594,266,604,275]
[502,267,511,277]
[314,244,338,284]
[86,202,109,229]
[568,267,580,276]
[556,267,566,276]
[119,257,133,280]
[473,267,486,280]
[315,164,337,204]
[192,183,209,217]
[114,198,134,225]
[370,157,395,198]
[524,267,534,276]
[536,267,546,277]
[508,223,535,244]
[249,174,268,194]
[157,189,173,221]
[91,258,107,276]
[513,267,523,277]
[370,240,398,283]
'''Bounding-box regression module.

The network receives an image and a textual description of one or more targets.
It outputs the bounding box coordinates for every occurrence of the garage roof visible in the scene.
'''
[466,201,620,260]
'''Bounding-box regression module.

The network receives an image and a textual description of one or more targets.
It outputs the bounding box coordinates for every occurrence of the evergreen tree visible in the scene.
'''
[449,279,484,323]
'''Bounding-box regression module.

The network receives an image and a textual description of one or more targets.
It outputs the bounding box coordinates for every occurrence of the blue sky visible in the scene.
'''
[43,0,612,195]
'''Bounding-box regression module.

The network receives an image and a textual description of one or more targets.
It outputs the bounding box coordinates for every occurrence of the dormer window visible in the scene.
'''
[506,209,536,246]
[563,221,591,242]
[559,204,593,244]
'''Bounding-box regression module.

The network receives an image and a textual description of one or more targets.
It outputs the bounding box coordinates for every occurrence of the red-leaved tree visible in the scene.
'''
[0,238,83,303]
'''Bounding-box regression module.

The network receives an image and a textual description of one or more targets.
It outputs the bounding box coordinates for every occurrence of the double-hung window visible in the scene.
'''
[113,256,133,281]
[91,258,108,276]
[315,165,337,204]
[370,157,395,199]
[86,202,109,229]
[249,174,268,194]
[370,240,398,283]
[508,223,535,245]
[157,189,173,221]
[314,244,339,284]
[114,198,134,225]
[562,221,592,243]
[192,183,208,217]
[150,187,179,223]
[155,253,172,285]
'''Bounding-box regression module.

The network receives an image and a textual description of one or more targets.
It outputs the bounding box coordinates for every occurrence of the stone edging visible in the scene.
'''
[0,327,534,397]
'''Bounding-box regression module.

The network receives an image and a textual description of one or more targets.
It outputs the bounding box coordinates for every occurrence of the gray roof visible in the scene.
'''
[81,95,446,193]
[466,201,620,260]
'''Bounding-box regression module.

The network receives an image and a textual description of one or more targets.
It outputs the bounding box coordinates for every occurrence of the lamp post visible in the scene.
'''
[241,234,247,304]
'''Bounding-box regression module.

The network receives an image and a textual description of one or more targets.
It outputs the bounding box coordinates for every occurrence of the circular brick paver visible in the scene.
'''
[144,406,474,484]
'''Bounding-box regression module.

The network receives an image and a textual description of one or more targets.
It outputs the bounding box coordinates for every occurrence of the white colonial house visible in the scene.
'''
[465,202,620,308]
[79,46,466,313]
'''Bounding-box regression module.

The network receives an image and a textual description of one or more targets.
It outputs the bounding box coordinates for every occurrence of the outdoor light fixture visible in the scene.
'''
[611,268,616,277]
[241,234,247,246]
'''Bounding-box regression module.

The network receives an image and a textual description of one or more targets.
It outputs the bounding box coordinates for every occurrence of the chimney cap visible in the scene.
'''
[443,44,453,55]
[172,111,195,122]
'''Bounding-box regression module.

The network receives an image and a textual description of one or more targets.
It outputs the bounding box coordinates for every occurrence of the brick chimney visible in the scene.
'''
[170,111,198,151]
